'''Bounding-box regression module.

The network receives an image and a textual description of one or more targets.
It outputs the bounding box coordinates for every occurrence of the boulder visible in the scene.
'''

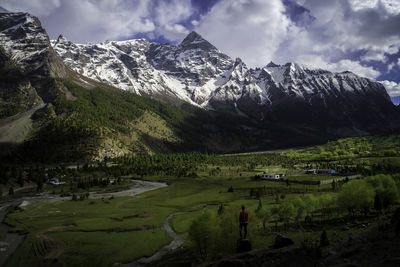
[237,239,252,253]
[274,234,294,248]
[391,207,400,224]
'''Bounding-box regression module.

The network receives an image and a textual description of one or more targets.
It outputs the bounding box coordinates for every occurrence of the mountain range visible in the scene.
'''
[0,9,399,162]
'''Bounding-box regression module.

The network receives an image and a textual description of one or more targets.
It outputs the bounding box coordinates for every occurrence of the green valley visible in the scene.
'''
[1,132,400,266]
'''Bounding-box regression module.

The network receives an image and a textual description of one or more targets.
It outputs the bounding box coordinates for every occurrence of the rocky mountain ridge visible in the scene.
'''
[0,9,399,163]
[51,30,399,135]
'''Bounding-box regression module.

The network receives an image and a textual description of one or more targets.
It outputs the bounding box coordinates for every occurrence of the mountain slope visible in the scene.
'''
[0,11,187,161]
[0,10,399,162]
[52,31,399,136]
[0,11,330,162]
[253,63,399,135]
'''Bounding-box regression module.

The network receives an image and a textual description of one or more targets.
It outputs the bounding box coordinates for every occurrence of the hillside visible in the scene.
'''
[0,10,399,163]
[52,32,400,136]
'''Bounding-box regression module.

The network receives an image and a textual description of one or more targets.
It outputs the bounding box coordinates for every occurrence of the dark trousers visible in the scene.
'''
[239,223,248,239]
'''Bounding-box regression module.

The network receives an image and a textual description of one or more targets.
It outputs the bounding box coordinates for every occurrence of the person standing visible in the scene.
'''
[239,205,249,239]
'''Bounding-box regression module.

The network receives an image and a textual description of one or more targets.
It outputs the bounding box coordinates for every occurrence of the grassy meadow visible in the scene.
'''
[2,131,400,266]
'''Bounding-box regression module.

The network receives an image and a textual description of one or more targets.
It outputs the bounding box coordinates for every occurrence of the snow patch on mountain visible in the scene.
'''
[50,30,390,115]
[0,12,49,73]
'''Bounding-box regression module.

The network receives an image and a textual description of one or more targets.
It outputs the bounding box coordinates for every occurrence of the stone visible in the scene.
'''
[391,207,400,224]
[237,239,252,253]
[274,234,294,249]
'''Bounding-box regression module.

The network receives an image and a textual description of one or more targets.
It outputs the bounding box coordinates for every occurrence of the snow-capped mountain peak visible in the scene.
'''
[50,29,392,121]
[179,31,217,51]
[0,6,9,13]
[0,10,398,137]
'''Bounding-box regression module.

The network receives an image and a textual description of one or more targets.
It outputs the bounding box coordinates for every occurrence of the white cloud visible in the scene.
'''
[151,0,193,42]
[361,50,388,63]
[380,80,400,96]
[195,0,293,67]
[350,0,400,14]
[0,0,61,16]
[153,0,193,26]
[330,59,381,79]
[297,55,381,79]
[0,0,156,43]
[266,0,400,80]
[161,24,189,41]
[388,62,396,72]
[0,0,195,43]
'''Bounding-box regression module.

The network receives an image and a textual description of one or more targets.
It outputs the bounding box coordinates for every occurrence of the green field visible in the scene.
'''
[5,172,334,266]
[3,132,400,266]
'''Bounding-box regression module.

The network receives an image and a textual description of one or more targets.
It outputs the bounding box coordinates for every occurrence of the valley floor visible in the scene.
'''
[1,132,400,266]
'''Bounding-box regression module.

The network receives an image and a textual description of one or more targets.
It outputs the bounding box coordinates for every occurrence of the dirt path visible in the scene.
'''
[122,212,185,267]
[0,180,167,266]
[122,207,210,267]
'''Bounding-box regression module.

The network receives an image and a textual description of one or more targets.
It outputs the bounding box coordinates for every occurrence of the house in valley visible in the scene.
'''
[260,173,281,180]
[306,169,336,175]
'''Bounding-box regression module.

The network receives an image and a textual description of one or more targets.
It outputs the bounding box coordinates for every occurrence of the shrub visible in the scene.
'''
[189,208,237,261]
[188,211,215,261]
[337,180,374,216]
[365,174,399,210]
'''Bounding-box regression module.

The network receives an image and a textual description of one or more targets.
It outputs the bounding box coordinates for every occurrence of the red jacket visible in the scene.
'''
[240,210,248,223]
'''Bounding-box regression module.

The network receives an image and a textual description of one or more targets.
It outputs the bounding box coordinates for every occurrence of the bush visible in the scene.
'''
[271,202,296,230]
[337,180,374,216]
[189,208,237,261]
[365,174,399,210]
[188,211,215,261]
[292,196,306,223]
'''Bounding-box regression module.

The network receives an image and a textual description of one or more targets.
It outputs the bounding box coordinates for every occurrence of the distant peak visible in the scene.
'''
[266,61,280,68]
[340,70,353,74]
[183,31,202,40]
[179,31,216,50]
[234,57,243,65]
[0,6,9,13]
[284,62,305,70]
[55,34,71,45]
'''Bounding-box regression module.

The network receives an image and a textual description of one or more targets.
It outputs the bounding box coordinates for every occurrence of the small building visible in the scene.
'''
[260,173,280,180]
[48,177,66,185]
[306,169,336,175]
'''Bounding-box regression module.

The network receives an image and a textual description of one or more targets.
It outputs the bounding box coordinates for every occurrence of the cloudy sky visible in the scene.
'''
[1,0,400,96]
